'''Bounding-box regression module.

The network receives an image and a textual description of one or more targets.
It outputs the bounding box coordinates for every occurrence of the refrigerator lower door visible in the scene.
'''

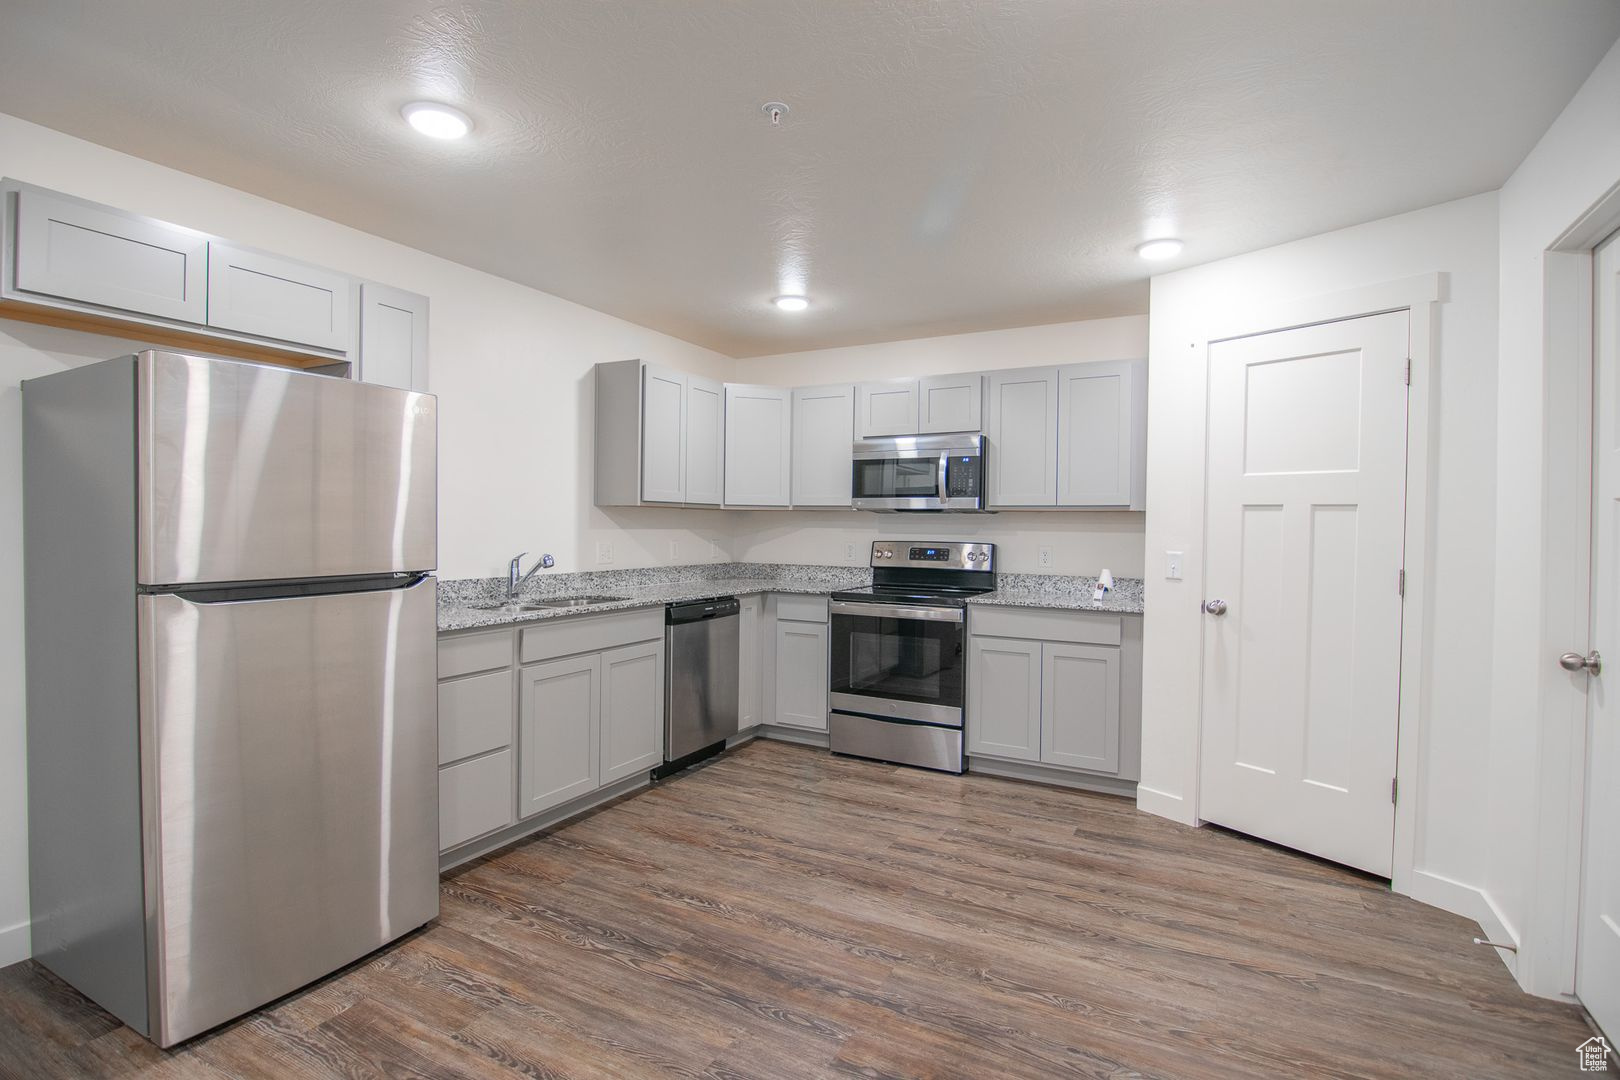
[137,577,439,1046]
[136,350,437,586]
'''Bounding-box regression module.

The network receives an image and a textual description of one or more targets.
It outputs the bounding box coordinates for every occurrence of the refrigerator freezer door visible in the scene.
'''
[137,351,436,586]
[137,577,439,1046]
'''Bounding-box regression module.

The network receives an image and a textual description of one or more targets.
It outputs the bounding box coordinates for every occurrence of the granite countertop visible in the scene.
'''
[437,563,869,632]
[437,563,1144,632]
[966,572,1145,616]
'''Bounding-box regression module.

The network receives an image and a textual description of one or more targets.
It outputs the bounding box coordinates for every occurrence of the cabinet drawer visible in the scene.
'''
[12,186,208,324]
[520,608,663,665]
[775,594,829,623]
[439,629,513,679]
[438,669,513,765]
[439,749,514,851]
[968,605,1121,646]
[206,241,353,352]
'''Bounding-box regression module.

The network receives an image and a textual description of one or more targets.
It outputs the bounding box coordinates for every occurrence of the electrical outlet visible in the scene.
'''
[710,539,723,560]
[1165,550,1184,581]
[668,540,680,561]
[1038,545,1054,568]
[596,541,613,565]
[844,541,858,562]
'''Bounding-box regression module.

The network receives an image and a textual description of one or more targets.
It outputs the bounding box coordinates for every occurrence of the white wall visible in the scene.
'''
[0,111,744,963]
[732,316,1150,575]
[1139,193,1501,928]
[1489,36,1620,996]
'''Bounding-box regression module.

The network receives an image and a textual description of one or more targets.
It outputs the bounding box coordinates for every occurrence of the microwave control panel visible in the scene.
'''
[944,454,981,498]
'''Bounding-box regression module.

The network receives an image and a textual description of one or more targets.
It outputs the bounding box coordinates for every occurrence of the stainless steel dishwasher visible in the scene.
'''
[656,596,741,778]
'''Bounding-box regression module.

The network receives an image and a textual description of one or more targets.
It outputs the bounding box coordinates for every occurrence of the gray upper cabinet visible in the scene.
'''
[791,383,855,506]
[10,185,208,324]
[917,373,984,434]
[1057,359,1146,508]
[856,379,920,437]
[724,384,792,506]
[684,375,725,506]
[357,283,429,392]
[640,363,687,504]
[205,242,353,353]
[986,367,1060,507]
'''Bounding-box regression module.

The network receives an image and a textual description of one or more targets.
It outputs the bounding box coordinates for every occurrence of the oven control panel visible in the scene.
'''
[870,541,995,571]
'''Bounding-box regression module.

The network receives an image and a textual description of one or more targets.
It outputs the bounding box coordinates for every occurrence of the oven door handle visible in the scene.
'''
[830,599,964,623]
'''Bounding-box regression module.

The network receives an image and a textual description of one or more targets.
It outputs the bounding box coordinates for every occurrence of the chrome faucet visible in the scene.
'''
[508,552,555,600]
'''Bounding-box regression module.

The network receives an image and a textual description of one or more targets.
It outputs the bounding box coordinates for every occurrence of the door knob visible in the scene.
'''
[1559,650,1602,674]
[1204,599,1228,616]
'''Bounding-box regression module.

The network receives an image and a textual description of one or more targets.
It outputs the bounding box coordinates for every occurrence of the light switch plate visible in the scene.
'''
[596,541,614,565]
[1165,550,1184,580]
[1038,545,1054,568]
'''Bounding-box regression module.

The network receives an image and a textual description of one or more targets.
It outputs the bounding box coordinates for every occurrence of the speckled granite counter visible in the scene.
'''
[966,573,1145,615]
[437,563,870,632]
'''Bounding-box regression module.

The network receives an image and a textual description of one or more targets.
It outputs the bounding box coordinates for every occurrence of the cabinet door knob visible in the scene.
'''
[1559,650,1602,674]
[1204,599,1228,616]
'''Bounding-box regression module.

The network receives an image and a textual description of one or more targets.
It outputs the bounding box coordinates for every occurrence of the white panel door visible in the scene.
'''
[1199,311,1409,877]
[792,383,855,506]
[684,375,724,506]
[724,384,792,506]
[640,364,686,504]
[1578,232,1620,1037]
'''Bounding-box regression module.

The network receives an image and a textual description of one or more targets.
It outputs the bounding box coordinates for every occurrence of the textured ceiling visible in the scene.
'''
[0,1,1617,357]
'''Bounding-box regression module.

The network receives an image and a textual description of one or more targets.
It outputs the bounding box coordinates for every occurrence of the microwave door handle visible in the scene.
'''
[937,453,949,500]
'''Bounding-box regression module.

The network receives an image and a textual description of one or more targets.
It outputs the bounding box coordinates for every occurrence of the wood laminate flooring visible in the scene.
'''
[0,740,1596,1079]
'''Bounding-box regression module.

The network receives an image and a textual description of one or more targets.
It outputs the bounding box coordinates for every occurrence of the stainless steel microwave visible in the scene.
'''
[851,433,987,512]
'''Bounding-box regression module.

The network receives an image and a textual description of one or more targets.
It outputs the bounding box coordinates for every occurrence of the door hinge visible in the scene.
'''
[1404,358,1412,385]
[1391,777,1399,805]
[1398,569,1406,597]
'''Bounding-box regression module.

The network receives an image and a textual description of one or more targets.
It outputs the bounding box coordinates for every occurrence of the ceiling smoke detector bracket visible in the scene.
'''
[762,102,790,126]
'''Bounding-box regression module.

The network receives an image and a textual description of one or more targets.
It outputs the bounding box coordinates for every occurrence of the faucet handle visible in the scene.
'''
[540,554,555,569]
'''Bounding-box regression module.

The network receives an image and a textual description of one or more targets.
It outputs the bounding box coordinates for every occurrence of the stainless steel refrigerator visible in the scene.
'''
[23,350,439,1046]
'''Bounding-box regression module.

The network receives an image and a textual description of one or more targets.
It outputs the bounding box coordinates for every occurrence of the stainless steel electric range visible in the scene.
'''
[827,540,996,773]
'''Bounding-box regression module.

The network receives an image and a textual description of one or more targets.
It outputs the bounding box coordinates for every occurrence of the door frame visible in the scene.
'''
[1193,272,1439,903]
[1532,185,1620,1000]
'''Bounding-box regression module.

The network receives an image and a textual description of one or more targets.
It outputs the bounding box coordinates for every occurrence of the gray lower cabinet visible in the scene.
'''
[358,282,429,392]
[774,614,830,731]
[436,628,517,852]
[738,594,763,728]
[518,653,601,817]
[599,640,665,783]
[439,749,514,851]
[205,241,354,352]
[9,184,208,324]
[966,606,1140,780]
[965,636,1042,760]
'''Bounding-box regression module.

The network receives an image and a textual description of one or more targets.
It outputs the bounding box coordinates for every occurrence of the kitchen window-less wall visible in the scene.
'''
[729,315,1151,577]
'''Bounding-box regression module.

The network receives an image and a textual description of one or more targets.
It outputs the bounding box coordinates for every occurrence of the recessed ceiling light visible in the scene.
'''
[402,101,472,140]
[772,295,810,312]
[1136,238,1184,261]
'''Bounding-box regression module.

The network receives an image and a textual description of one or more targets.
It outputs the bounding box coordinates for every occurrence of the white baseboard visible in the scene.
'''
[1135,784,1196,825]
[0,919,30,967]
[1406,869,1518,979]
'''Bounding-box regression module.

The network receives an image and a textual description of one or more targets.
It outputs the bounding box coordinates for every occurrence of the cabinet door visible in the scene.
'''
[724,384,792,506]
[918,373,984,434]
[640,363,687,504]
[439,749,515,852]
[792,384,855,506]
[518,654,600,817]
[600,640,665,783]
[685,375,724,506]
[985,367,1059,507]
[438,668,513,765]
[856,380,920,437]
[966,637,1041,761]
[1040,643,1121,773]
[774,620,829,730]
[358,283,429,392]
[206,242,353,352]
[12,186,208,324]
[738,595,762,728]
[1057,360,1138,507]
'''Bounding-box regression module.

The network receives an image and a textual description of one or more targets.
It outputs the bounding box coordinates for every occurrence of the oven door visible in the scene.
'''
[829,600,965,725]
[851,450,946,511]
